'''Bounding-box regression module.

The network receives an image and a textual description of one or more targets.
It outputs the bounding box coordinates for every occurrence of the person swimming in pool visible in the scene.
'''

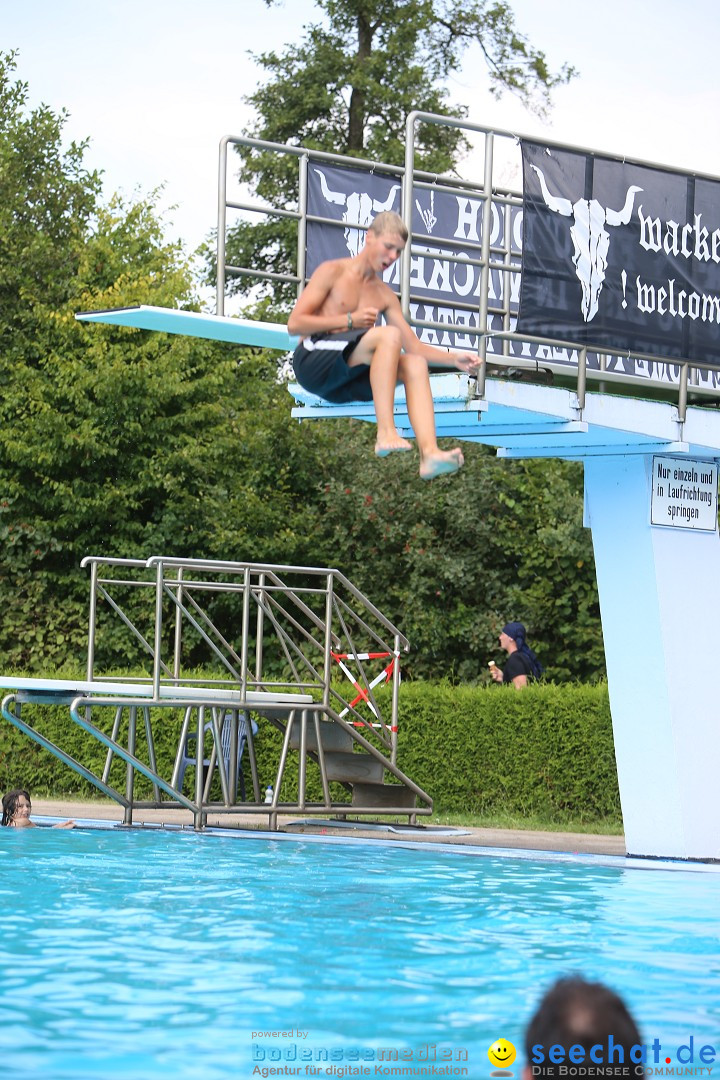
[1,788,75,829]
[523,976,643,1079]
[289,210,480,480]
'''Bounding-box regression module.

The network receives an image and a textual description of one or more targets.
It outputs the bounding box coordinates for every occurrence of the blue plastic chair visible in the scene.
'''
[177,709,257,801]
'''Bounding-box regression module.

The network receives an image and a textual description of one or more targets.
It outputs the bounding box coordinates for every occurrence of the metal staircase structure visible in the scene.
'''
[0,555,431,829]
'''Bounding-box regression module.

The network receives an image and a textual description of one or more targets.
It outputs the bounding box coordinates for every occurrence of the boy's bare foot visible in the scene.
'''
[375,436,413,457]
[419,447,464,480]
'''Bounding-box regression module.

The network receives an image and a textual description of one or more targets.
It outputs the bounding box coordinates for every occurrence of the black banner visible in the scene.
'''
[306,163,403,274]
[517,140,720,367]
[304,158,720,387]
[306,162,521,351]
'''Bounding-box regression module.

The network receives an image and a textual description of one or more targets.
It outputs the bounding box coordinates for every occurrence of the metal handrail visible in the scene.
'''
[84,555,406,755]
[402,110,720,418]
[217,120,720,420]
[144,555,409,647]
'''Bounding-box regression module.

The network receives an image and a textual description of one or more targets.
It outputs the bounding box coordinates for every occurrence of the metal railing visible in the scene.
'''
[81,554,409,759]
[216,117,720,421]
[1,555,431,829]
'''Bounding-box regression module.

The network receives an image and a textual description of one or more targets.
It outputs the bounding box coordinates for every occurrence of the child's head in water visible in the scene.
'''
[1,788,75,829]
[1,788,32,826]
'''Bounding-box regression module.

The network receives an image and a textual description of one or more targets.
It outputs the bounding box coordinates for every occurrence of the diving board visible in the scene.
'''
[0,676,312,708]
[291,373,720,462]
[76,305,299,350]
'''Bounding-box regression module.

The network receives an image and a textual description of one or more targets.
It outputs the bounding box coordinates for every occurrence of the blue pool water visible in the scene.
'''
[0,826,719,1080]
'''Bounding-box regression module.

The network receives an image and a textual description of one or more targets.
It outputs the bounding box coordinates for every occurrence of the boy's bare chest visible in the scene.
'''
[324,270,385,312]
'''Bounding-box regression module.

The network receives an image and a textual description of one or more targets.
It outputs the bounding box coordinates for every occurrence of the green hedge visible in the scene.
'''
[0,679,619,824]
[394,681,619,821]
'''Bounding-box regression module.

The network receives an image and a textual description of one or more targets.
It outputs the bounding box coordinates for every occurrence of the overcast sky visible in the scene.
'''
[4,0,720,278]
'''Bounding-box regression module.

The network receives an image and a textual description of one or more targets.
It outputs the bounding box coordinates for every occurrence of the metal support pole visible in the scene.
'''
[323,574,334,709]
[297,155,309,297]
[86,560,98,682]
[173,566,184,682]
[216,137,229,316]
[125,706,136,826]
[678,362,689,423]
[501,200,512,360]
[598,352,607,395]
[391,638,402,767]
[240,567,251,697]
[255,572,266,685]
[298,708,308,810]
[401,114,416,319]
[194,706,205,830]
[577,347,588,411]
[475,133,495,397]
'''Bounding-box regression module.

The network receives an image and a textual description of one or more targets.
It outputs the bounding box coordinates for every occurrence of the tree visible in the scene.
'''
[306,429,603,682]
[218,0,576,303]
[0,52,336,670]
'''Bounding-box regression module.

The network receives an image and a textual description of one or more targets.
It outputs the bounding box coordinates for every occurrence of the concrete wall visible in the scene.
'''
[584,455,720,860]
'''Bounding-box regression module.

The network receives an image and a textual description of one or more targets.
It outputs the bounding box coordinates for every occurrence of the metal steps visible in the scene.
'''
[287,713,418,808]
[322,751,384,784]
[351,783,418,809]
[289,720,353,753]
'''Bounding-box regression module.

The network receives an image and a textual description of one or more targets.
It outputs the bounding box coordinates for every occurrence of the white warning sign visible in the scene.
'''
[651,456,718,531]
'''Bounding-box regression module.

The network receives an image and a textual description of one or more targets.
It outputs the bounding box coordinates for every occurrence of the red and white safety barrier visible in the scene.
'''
[331,651,397,727]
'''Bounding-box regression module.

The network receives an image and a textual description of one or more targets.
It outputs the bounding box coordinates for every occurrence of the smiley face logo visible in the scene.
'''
[488,1039,517,1070]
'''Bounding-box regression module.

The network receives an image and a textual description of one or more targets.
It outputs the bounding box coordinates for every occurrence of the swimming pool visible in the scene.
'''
[0,826,718,1080]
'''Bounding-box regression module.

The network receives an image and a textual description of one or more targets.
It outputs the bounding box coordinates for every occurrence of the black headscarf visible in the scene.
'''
[502,622,543,679]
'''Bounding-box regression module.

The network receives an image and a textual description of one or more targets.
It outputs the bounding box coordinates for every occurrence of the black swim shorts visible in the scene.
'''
[292,328,373,404]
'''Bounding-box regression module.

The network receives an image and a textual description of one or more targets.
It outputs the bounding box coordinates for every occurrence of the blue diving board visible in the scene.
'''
[75,306,720,460]
[292,372,720,461]
[75,305,299,351]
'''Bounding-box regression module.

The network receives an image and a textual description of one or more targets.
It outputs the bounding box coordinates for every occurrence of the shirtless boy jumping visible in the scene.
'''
[288,211,479,480]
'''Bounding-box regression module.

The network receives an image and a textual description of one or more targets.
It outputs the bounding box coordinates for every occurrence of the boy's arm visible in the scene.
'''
[287,263,344,337]
[383,291,479,373]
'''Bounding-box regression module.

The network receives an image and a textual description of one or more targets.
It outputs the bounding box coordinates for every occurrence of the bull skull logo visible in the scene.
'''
[530,163,642,323]
[314,169,401,257]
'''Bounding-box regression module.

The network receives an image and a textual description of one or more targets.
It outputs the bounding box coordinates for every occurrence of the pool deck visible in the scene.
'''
[32,799,626,856]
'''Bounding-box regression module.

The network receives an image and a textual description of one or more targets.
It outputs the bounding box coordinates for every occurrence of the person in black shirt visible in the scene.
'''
[490,621,542,689]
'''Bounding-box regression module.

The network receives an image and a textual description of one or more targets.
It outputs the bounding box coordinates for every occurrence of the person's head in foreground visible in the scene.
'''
[1,788,32,827]
[524,976,642,1079]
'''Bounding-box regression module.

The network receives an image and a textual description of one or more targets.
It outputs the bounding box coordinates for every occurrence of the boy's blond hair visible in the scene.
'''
[368,211,408,242]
